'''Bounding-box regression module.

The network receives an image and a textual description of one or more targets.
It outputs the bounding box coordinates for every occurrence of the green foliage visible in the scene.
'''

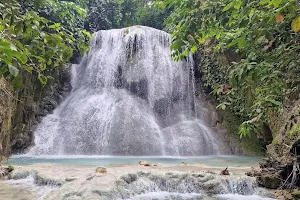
[157,0,300,138]
[85,0,170,32]
[0,0,90,87]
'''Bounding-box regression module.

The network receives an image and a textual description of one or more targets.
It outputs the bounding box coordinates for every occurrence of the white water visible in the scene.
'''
[4,175,58,200]
[28,26,227,156]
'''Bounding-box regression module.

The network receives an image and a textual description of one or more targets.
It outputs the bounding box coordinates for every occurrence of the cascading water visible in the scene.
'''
[28,26,228,156]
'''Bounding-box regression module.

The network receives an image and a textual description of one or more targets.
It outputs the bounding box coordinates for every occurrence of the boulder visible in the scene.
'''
[139,160,151,166]
[220,167,230,175]
[257,173,281,189]
[96,167,107,174]
[0,165,14,178]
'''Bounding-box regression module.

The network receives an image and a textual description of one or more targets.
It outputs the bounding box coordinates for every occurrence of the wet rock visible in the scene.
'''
[153,98,170,116]
[220,167,230,175]
[180,162,188,166]
[0,165,14,178]
[34,173,63,186]
[96,167,107,174]
[245,167,261,177]
[65,177,77,182]
[8,64,72,155]
[86,176,94,181]
[257,173,281,189]
[119,173,138,184]
[139,160,151,166]
[8,169,32,180]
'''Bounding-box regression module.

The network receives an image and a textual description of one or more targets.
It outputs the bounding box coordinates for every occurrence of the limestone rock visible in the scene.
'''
[65,177,77,182]
[8,169,32,180]
[0,165,14,178]
[257,173,281,189]
[139,160,151,166]
[220,167,230,175]
[96,167,107,174]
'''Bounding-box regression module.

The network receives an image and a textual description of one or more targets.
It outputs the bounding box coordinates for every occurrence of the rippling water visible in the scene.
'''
[5,155,262,167]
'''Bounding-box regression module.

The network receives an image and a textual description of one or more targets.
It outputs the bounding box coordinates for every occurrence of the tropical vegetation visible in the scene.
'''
[155,0,300,138]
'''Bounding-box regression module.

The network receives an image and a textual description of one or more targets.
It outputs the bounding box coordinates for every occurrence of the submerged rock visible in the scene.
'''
[8,168,32,180]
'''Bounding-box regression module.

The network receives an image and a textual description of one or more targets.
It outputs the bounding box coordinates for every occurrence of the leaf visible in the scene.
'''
[234,0,242,10]
[10,44,17,51]
[272,0,282,7]
[8,65,19,77]
[23,65,33,73]
[40,63,46,71]
[38,74,47,85]
[12,74,23,89]
[191,45,197,53]
[227,39,239,47]
[264,98,282,106]
[291,16,300,33]
[223,2,234,12]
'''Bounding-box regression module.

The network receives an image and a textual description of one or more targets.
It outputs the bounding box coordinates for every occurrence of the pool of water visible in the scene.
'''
[5,155,262,167]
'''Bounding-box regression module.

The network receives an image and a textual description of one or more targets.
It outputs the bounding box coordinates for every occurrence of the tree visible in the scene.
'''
[155,0,300,137]
[0,0,90,86]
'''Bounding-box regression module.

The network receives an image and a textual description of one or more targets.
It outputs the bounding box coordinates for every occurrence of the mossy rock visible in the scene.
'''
[268,101,300,160]
[257,173,281,189]
[291,189,300,199]
[220,109,265,156]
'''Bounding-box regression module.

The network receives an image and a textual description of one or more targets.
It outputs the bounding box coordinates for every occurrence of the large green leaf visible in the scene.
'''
[8,65,19,77]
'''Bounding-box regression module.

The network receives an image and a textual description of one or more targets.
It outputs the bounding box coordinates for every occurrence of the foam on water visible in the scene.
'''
[129,192,203,199]
[216,194,276,200]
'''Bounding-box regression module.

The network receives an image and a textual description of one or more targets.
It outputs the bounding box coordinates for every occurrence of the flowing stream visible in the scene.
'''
[28,26,228,156]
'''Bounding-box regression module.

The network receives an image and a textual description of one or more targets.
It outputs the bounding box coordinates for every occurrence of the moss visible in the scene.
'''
[289,122,300,137]
[272,137,280,145]
[220,108,265,156]
[124,28,129,36]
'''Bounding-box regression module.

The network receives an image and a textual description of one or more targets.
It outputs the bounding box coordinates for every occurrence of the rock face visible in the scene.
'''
[0,165,14,178]
[257,173,281,189]
[0,78,15,162]
[0,65,72,161]
[253,101,300,190]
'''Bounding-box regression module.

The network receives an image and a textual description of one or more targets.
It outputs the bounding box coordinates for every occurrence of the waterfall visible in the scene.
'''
[28,26,227,156]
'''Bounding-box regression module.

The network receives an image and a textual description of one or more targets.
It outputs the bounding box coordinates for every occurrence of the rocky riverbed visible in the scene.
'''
[0,162,277,200]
